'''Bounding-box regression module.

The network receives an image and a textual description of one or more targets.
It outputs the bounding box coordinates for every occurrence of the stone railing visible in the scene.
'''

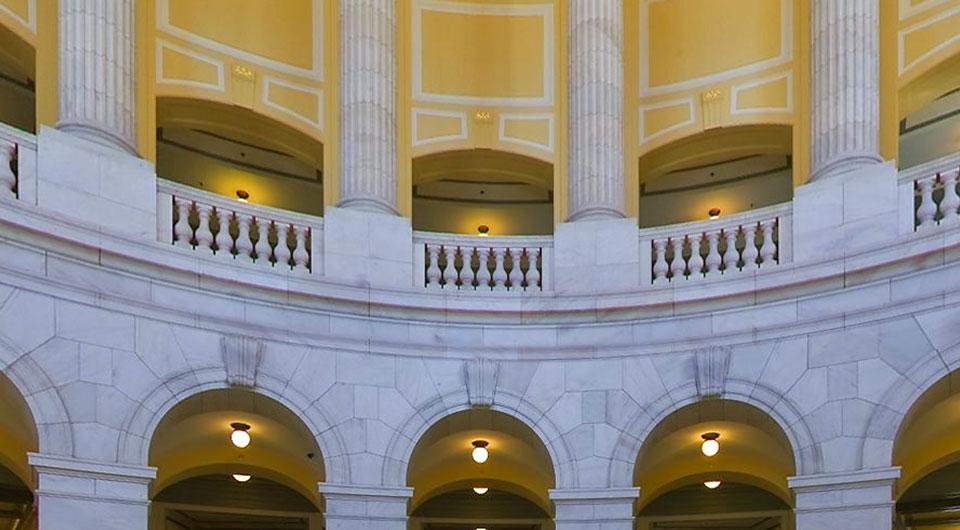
[640,203,792,285]
[414,232,553,293]
[0,123,37,203]
[900,152,960,231]
[157,180,321,272]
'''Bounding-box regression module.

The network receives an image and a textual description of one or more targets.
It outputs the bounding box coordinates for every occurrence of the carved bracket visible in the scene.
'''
[464,357,499,408]
[221,335,263,388]
[695,346,731,399]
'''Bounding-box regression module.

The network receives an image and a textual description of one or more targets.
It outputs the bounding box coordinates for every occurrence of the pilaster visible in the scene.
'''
[789,467,900,530]
[338,0,398,215]
[28,453,156,530]
[810,0,883,181]
[550,487,640,530]
[319,483,413,530]
[567,0,625,221]
[57,0,136,154]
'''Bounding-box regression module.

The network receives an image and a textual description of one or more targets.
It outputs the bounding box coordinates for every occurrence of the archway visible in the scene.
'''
[892,369,960,528]
[637,125,793,227]
[147,388,324,530]
[634,400,796,529]
[0,371,37,529]
[156,97,324,216]
[407,409,555,530]
[0,22,34,133]
[898,51,960,169]
[412,149,554,236]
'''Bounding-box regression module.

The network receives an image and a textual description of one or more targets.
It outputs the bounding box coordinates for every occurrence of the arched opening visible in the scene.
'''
[899,52,960,169]
[634,401,796,529]
[0,23,35,132]
[638,125,793,227]
[0,371,38,529]
[156,97,324,216]
[893,370,960,528]
[407,409,555,530]
[412,150,554,236]
[147,389,324,530]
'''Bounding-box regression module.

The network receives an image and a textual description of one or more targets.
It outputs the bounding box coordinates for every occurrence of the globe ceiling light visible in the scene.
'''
[473,486,489,495]
[232,473,252,483]
[701,432,720,457]
[471,440,489,464]
[703,479,722,490]
[231,422,252,449]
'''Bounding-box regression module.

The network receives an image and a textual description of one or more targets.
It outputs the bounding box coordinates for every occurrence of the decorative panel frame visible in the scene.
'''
[262,76,324,131]
[498,113,555,153]
[156,39,226,91]
[638,97,697,144]
[900,0,956,20]
[0,0,35,33]
[898,3,960,74]
[412,108,469,147]
[730,71,794,116]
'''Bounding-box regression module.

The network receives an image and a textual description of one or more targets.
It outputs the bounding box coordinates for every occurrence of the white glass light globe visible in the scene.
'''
[701,438,719,457]
[703,480,721,490]
[473,486,489,495]
[232,473,251,483]
[471,445,489,464]
[231,428,251,449]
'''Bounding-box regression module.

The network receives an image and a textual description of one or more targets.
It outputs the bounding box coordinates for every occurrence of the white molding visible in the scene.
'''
[156,0,323,81]
[898,3,960,74]
[788,467,901,490]
[900,0,955,20]
[156,39,226,91]
[29,453,157,481]
[498,112,555,152]
[0,0,35,33]
[319,483,414,498]
[411,108,468,147]
[638,97,697,144]
[549,487,641,502]
[730,71,794,116]
[639,0,793,96]
[262,76,324,131]
[412,0,554,106]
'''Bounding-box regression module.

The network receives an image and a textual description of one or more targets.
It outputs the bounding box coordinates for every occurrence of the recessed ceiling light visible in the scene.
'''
[473,486,489,495]
[704,479,721,490]
[232,473,251,483]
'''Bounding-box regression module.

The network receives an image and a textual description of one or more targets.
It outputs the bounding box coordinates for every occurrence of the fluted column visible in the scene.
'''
[57,0,136,154]
[567,0,624,221]
[810,0,882,181]
[338,0,398,215]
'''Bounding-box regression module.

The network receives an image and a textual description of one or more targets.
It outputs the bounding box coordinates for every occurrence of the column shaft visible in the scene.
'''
[810,0,882,181]
[57,0,136,154]
[567,0,625,221]
[339,0,398,215]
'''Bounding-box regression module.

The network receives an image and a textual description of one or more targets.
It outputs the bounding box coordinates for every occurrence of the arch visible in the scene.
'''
[382,388,575,490]
[900,49,960,116]
[155,464,322,513]
[609,378,821,488]
[117,367,349,484]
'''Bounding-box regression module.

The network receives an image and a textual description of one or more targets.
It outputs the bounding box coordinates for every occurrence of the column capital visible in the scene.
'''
[788,466,901,491]
[549,487,639,524]
[789,467,900,520]
[318,483,414,499]
[319,483,412,525]
[549,487,640,502]
[29,453,156,507]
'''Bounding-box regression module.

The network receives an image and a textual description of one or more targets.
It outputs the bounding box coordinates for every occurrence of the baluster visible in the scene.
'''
[669,237,686,280]
[917,177,938,228]
[194,203,215,254]
[508,248,524,291]
[173,197,194,248]
[759,220,778,266]
[293,226,310,272]
[477,248,492,290]
[425,244,441,287]
[254,219,273,266]
[687,234,704,278]
[938,170,960,224]
[741,223,760,269]
[492,248,508,290]
[652,239,668,283]
[235,213,254,262]
[526,248,541,290]
[215,208,235,257]
[0,142,15,197]
[705,231,722,276]
[442,245,458,288]
[275,224,292,270]
[723,228,739,272]
[460,247,476,289]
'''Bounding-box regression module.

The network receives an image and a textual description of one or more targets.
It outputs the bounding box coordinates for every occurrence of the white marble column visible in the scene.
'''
[810,0,882,181]
[338,0,398,215]
[57,0,136,154]
[319,483,412,530]
[29,454,156,530]
[550,487,639,530]
[789,467,900,530]
[567,0,625,221]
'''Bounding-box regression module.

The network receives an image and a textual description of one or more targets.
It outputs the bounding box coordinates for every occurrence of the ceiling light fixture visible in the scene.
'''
[708,207,721,220]
[473,486,489,495]
[701,432,720,457]
[477,224,490,237]
[236,189,250,203]
[231,422,251,448]
[703,479,722,490]
[471,440,489,464]
[232,473,251,483]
